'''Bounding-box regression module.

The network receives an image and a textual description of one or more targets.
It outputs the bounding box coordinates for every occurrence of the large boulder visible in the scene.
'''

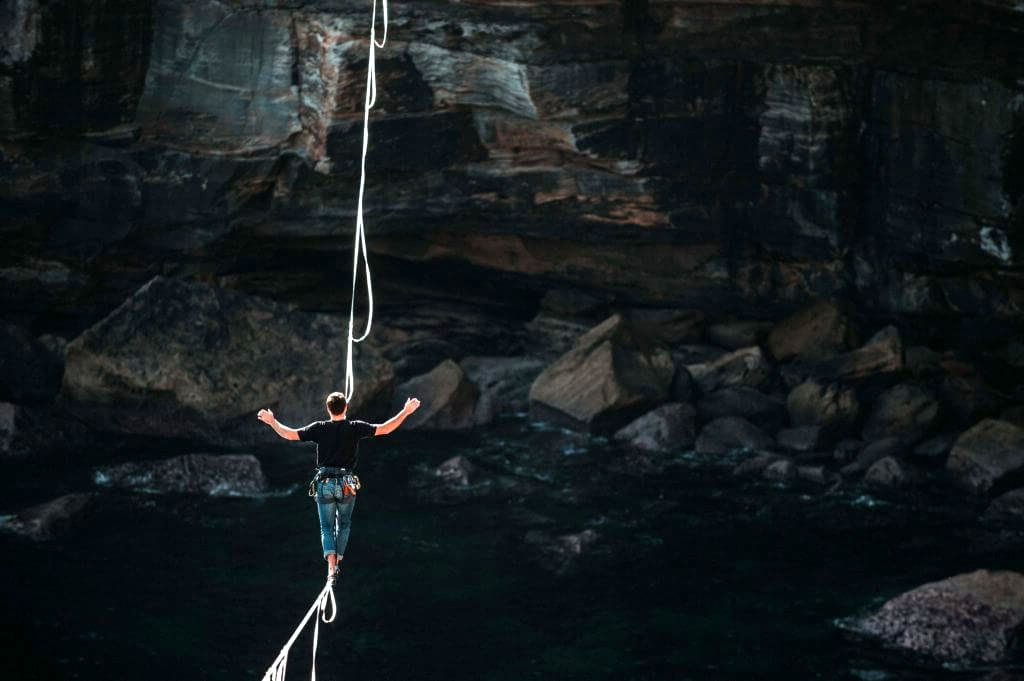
[685,346,772,394]
[863,456,908,487]
[786,379,860,439]
[529,314,674,432]
[862,383,940,444]
[784,326,903,385]
[706,320,772,351]
[95,453,267,496]
[695,416,773,455]
[0,323,64,404]
[698,386,786,430]
[613,403,696,453]
[60,277,394,445]
[947,419,1024,495]
[394,359,480,430]
[766,299,859,362]
[0,493,97,541]
[459,356,545,425]
[844,570,1024,666]
[983,488,1024,524]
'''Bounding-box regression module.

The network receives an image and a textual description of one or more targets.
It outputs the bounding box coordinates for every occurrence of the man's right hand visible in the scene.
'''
[257,408,275,425]
[404,397,421,413]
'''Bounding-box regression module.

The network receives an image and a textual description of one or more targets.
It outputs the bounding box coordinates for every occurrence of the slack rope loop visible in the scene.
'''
[344,0,388,402]
[260,581,337,681]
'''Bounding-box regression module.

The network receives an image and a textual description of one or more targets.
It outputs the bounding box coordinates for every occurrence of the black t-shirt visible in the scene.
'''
[297,419,376,469]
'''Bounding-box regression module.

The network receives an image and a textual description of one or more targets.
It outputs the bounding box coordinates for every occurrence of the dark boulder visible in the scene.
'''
[0,402,93,458]
[732,451,783,478]
[983,488,1024,524]
[784,326,903,386]
[60,277,394,445]
[706,320,772,351]
[434,455,479,487]
[624,308,705,345]
[1,493,97,541]
[841,437,904,477]
[698,386,785,430]
[863,456,908,487]
[766,299,859,362]
[947,420,1024,495]
[95,453,267,496]
[524,528,601,576]
[685,346,772,394]
[786,379,860,440]
[394,359,480,430]
[459,356,545,425]
[862,383,940,444]
[843,569,1024,666]
[912,433,957,462]
[763,458,797,481]
[695,416,773,455]
[776,425,823,453]
[529,315,674,432]
[613,403,696,453]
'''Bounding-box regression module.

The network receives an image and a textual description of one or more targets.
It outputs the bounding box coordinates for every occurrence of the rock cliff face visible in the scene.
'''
[1,1,1022,344]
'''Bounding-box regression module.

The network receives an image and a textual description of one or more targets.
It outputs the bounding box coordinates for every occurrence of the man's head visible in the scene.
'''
[326,392,348,418]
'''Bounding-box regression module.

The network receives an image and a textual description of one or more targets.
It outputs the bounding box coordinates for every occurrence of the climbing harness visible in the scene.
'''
[343,0,389,404]
[260,580,337,681]
[307,469,362,498]
[261,3,386,680]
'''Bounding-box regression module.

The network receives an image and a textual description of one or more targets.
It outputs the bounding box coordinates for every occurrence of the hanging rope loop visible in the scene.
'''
[344,0,388,402]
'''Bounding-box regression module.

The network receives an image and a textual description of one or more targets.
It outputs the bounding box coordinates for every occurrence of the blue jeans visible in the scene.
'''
[315,475,357,559]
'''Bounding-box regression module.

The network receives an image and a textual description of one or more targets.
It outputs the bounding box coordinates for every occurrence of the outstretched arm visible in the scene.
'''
[374,398,421,436]
[257,408,300,441]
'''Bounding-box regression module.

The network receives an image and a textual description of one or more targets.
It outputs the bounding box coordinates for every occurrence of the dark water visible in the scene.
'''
[2,418,1021,681]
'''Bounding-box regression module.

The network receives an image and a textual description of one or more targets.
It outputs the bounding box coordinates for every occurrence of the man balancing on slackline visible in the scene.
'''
[257,392,421,582]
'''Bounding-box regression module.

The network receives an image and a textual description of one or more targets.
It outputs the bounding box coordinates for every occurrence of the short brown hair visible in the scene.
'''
[326,392,348,416]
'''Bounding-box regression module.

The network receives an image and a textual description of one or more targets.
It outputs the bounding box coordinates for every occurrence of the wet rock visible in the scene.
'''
[732,451,782,478]
[938,360,1006,426]
[706,320,772,351]
[797,465,833,485]
[0,323,63,403]
[763,458,796,481]
[983,488,1024,524]
[777,426,823,453]
[460,356,545,425]
[685,346,772,394]
[844,569,1024,666]
[841,437,904,477]
[833,438,863,463]
[669,364,696,403]
[786,379,860,440]
[434,455,478,487]
[95,454,267,496]
[947,420,1024,495]
[395,359,480,430]
[862,383,940,444]
[905,345,943,376]
[698,386,786,431]
[625,308,704,345]
[785,326,903,386]
[695,416,773,455]
[524,528,600,576]
[863,456,908,487]
[766,299,859,362]
[1,493,97,541]
[60,277,394,445]
[613,403,696,453]
[912,433,957,462]
[529,315,674,432]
